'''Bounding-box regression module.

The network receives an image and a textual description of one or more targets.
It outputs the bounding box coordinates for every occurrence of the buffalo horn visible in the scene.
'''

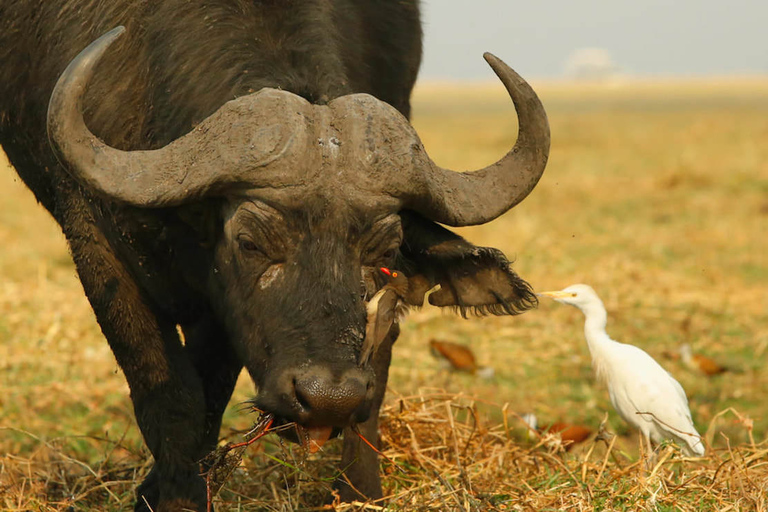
[404,53,550,227]
[47,26,300,207]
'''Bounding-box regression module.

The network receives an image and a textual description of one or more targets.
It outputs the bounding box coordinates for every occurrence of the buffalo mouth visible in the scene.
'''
[247,411,345,454]
[271,418,345,453]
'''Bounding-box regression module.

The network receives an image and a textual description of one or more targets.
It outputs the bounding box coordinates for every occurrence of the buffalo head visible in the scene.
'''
[47,27,549,440]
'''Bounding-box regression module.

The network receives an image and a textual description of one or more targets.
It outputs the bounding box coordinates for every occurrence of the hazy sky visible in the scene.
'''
[420,0,767,80]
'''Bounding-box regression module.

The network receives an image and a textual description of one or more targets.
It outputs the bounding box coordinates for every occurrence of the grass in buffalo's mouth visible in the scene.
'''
[2,77,768,510]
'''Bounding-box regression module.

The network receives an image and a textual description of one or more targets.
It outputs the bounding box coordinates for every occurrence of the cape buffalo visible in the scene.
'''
[0,1,549,510]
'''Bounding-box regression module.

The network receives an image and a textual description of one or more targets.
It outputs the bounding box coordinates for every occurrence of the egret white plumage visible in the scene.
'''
[538,284,705,457]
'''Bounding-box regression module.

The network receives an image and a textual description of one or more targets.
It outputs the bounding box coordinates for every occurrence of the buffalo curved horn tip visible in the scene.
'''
[47,26,126,186]
[408,53,550,227]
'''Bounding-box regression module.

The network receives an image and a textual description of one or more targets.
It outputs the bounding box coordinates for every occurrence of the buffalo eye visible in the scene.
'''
[363,246,398,266]
[237,235,263,255]
[381,248,397,261]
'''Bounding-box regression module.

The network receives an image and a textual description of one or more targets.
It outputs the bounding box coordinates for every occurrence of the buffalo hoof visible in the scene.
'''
[334,473,383,504]
[135,467,160,511]
[135,466,209,512]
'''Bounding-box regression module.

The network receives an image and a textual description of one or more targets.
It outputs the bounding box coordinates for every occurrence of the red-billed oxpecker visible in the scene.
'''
[360,268,411,367]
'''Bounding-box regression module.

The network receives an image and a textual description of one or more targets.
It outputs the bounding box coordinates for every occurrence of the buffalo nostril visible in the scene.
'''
[293,377,312,411]
[292,369,370,426]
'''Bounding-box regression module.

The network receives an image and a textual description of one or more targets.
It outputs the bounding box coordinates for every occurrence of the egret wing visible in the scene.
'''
[615,344,699,440]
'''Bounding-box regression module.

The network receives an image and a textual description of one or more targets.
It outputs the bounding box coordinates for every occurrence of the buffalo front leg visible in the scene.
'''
[134,319,242,512]
[183,317,243,458]
[336,326,398,502]
[64,216,209,511]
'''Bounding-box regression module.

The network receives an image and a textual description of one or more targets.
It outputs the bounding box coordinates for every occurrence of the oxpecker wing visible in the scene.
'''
[360,268,408,366]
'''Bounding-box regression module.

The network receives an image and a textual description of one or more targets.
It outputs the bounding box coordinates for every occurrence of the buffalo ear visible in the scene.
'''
[397,211,537,317]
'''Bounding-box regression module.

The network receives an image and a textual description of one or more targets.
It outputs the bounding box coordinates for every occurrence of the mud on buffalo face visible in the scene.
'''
[211,198,405,430]
[46,27,550,434]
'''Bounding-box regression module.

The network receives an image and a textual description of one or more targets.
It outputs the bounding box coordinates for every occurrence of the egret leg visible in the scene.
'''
[643,434,658,471]
[637,431,649,471]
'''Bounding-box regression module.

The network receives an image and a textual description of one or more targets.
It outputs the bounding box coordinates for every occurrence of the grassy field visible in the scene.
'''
[1,77,767,510]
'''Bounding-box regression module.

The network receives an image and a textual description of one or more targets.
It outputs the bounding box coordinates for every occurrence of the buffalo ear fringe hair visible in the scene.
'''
[449,255,538,319]
[400,246,538,319]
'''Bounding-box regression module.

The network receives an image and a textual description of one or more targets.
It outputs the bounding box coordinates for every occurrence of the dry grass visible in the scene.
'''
[2,394,766,510]
[1,77,767,510]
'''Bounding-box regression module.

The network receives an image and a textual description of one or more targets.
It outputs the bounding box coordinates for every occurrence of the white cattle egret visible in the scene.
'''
[538,284,705,457]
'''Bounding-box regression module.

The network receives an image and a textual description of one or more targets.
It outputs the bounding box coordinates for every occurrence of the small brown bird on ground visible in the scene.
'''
[429,339,495,379]
[521,413,592,451]
[679,343,729,376]
[430,340,476,372]
[359,267,410,366]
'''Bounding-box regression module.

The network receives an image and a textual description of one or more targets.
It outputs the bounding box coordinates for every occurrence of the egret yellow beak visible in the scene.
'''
[537,290,577,299]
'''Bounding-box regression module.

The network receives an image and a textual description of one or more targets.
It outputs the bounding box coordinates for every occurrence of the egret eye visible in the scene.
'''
[392,272,398,278]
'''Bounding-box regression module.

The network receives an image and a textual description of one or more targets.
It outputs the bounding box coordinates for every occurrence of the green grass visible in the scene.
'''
[2,77,768,510]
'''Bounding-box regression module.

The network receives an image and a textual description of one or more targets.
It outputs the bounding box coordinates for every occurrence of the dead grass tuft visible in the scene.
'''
[373,393,768,511]
[1,428,146,511]
[2,395,767,511]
